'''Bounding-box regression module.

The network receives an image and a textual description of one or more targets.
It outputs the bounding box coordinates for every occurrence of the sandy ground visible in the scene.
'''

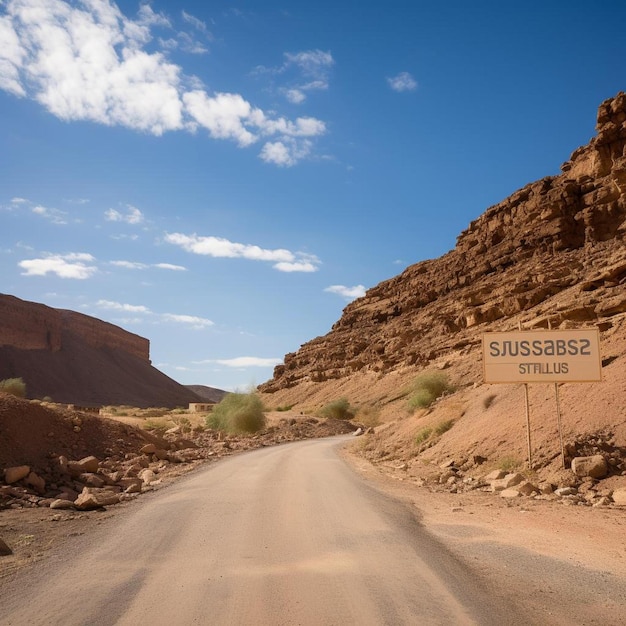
[2,435,625,625]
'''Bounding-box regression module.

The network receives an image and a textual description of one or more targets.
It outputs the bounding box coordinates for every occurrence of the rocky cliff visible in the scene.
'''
[0,294,201,408]
[0,295,149,362]
[260,92,626,395]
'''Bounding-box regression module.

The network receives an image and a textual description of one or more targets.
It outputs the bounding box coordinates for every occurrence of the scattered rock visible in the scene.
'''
[0,538,13,556]
[4,465,30,484]
[571,455,608,479]
[74,487,121,510]
[612,489,626,506]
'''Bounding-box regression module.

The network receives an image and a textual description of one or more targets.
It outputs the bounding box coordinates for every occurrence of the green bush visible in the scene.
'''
[318,397,353,420]
[0,377,26,398]
[275,404,294,412]
[407,371,453,410]
[206,392,266,434]
[414,427,433,445]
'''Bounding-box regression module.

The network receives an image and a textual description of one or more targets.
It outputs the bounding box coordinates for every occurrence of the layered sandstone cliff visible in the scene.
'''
[0,294,200,408]
[260,92,626,393]
[0,295,149,362]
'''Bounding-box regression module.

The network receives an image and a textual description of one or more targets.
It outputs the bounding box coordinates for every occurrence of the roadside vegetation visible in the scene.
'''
[407,371,454,411]
[414,419,457,451]
[318,397,354,420]
[0,377,26,398]
[206,391,266,434]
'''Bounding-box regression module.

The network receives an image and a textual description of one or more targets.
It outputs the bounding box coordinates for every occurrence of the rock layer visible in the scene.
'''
[260,92,626,393]
[0,294,200,408]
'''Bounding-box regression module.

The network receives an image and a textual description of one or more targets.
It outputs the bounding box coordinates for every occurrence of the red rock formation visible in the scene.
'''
[0,294,200,408]
[260,92,626,393]
[0,294,149,361]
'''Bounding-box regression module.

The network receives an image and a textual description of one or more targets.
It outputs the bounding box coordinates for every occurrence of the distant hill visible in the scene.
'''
[0,294,203,409]
[185,385,227,403]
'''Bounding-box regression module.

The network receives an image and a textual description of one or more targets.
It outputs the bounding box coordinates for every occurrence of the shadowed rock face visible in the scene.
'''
[260,92,626,393]
[0,294,201,408]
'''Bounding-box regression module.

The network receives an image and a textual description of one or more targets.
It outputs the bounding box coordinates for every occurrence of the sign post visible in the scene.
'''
[482,327,602,469]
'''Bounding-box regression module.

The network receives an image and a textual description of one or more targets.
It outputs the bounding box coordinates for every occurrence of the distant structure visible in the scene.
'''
[189,403,215,413]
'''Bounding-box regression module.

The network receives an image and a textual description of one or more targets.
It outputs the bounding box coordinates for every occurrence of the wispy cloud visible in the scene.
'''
[324,284,366,300]
[256,49,334,105]
[110,260,187,271]
[105,205,145,224]
[32,204,68,224]
[18,252,97,279]
[154,262,186,271]
[387,71,417,93]
[94,300,211,329]
[96,299,151,313]
[195,356,282,368]
[162,313,214,329]
[164,232,321,272]
[0,0,326,165]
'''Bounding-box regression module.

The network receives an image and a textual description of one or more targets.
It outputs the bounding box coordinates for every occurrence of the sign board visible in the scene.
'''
[482,329,602,383]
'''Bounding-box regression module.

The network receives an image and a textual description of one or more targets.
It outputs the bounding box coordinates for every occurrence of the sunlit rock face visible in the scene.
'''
[261,92,626,393]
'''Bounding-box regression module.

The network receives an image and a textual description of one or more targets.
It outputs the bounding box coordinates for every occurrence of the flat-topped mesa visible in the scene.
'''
[0,294,149,363]
[260,92,626,393]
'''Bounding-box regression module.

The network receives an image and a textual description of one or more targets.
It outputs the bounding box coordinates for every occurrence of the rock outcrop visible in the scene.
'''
[260,92,626,393]
[0,294,201,408]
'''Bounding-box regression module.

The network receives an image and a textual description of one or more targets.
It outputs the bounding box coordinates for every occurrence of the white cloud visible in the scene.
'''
[324,284,366,300]
[260,138,313,167]
[181,10,209,34]
[96,299,150,313]
[162,313,214,328]
[164,231,320,272]
[19,252,97,279]
[201,357,282,368]
[110,260,148,269]
[154,262,186,271]
[105,205,144,224]
[0,0,326,165]
[387,71,417,93]
[32,204,68,224]
[10,197,28,204]
[271,49,334,104]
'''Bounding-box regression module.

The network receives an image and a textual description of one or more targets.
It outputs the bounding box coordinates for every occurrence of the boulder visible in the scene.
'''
[4,465,30,484]
[612,489,626,506]
[67,456,99,476]
[491,472,524,492]
[50,499,75,510]
[25,471,46,493]
[74,486,121,510]
[571,455,608,479]
[139,469,157,485]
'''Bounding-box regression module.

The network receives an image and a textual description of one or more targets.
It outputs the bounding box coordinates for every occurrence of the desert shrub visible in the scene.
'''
[206,392,266,434]
[144,418,172,434]
[414,427,433,445]
[275,404,294,412]
[407,371,453,410]
[0,377,26,398]
[434,419,454,436]
[482,393,497,409]
[42,396,53,403]
[172,416,192,433]
[318,397,353,420]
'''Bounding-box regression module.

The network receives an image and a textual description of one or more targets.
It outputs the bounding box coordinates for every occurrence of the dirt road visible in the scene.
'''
[1,436,530,625]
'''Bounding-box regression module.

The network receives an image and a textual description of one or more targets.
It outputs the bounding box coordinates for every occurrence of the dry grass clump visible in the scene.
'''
[0,377,26,398]
[407,371,454,411]
[206,392,266,434]
[318,398,354,420]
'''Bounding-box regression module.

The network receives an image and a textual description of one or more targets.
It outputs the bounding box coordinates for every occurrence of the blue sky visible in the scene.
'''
[1,1,625,392]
